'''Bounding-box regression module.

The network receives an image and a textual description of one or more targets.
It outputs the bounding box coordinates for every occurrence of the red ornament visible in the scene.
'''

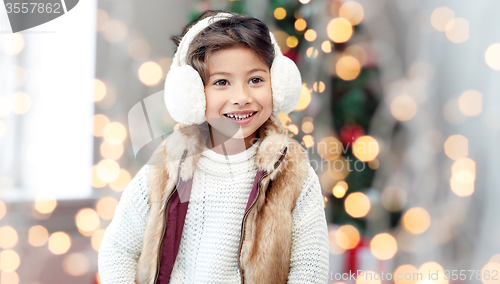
[340,123,365,149]
[283,49,299,64]
[344,235,367,276]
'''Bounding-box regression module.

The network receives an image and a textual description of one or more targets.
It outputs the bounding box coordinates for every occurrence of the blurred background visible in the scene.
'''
[1,0,500,283]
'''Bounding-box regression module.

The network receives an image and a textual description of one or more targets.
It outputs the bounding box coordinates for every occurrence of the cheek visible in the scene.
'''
[205,92,224,115]
[260,84,273,109]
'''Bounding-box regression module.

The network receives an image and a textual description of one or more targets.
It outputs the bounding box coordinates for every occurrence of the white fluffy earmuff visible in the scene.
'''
[164,12,302,125]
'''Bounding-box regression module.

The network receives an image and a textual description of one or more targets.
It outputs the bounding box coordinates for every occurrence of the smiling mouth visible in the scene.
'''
[223,111,257,120]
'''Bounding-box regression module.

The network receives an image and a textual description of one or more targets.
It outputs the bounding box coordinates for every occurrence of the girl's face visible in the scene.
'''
[204,45,273,143]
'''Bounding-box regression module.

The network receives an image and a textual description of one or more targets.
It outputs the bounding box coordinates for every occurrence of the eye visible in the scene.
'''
[214,79,229,86]
[250,77,263,84]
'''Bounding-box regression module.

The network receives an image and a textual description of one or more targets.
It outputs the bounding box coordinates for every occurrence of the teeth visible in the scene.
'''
[226,112,255,120]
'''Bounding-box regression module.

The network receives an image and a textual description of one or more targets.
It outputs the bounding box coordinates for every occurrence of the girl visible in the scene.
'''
[98,10,330,284]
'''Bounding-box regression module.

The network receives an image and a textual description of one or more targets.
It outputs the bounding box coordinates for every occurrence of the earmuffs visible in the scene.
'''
[164,12,302,125]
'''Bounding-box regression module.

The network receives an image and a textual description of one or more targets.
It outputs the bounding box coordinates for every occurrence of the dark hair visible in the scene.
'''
[170,10,275,85]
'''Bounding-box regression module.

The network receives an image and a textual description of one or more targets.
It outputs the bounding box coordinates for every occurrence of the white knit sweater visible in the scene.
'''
[98,141,330,283]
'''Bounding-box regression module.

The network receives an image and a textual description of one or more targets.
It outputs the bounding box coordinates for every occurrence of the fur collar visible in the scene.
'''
[136,113,310,284]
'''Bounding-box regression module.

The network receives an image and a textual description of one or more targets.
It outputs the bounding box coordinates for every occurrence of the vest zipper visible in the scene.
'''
[237,147,288,284]
[153,149,188,284]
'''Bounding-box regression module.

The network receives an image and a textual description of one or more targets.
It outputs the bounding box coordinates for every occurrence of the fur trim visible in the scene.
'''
[270,55,303,115]
[164,65,206,125]
[239,123,310,283]
[136,113,310,283]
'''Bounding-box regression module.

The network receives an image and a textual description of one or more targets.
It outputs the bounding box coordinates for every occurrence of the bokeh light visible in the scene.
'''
[63,253,89,276]
[344,45,367,66]
[109,169,132,192]
[0,201,6,220]
[103,122,127,145]
[274,7,286,20]
[101,19,128,42]
[93,114,110,137]
[272,30,290,54]
[482,261,500,284]
[444,134,468,160]
[390,95,417,121]
[138,61,163,86]
[301,121,314,133]
[328,229,346,255]
[430,7,455,32]
[11,92,31,115]
[306,47,319,58]
[336,55,361,81]
[327,18,353,43]
[370,233,397,260]
[418,262,446,284]
[394,264,419,284]
[34,194,57,214]
[336,224,360,249]
[345,192,371,218]
[48,231,71,255]
[0,271,19,284]
[333,181,347,198]
[485,43,500,70]
[287,124,298,136]
[304,29,317,42]
[91,165,107,188]
[294,18,307,31]
[96,159,120,183]
[91,229,106,251]
[450,172,475,197]
[445,18,469,43]
[96,9,109,31]
[302,135,314,148]
[93,79,107,102]
[0,226,18,249]
[28,225,49,247]
[75,208,101,234]
[96,196,118,220]
[458,89,482,116]
[353,136,379,162]
[2,33,24,55]
[294,83,312,111]
[321,40,332,53]
[339,1,364,25]
[100,140,124,160]
[318,136,342,161]
[286,36,299,48]
[402,207,431,234]
[327,156,351,181]
[368,159,379,170]
[0,250,20,272]
[312,81,325,93]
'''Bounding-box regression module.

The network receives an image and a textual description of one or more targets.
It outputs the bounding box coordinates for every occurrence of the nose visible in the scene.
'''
[230,83,252,106]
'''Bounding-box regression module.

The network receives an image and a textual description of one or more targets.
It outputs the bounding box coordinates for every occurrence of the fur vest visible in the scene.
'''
[135,114,311,284]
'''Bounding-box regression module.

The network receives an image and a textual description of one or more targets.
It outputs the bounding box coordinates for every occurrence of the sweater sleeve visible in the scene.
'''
[97,165,151,284]
[287,165,330,284]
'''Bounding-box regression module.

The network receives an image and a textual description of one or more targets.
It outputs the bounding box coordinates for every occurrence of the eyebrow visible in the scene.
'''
[209,68,268,78]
